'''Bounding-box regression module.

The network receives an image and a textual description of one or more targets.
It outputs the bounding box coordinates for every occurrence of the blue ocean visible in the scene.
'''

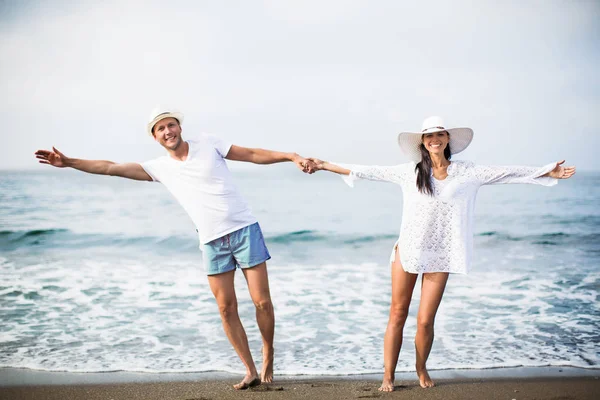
[1,165,598,375]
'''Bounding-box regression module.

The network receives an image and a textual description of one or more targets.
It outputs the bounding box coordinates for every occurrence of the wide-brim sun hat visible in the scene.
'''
[397,116,473,162]
[147,107,184,136]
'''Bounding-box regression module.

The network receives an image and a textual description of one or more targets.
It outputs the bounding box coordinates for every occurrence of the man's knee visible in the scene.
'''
[254,298,273,313]
[218,301,238,319]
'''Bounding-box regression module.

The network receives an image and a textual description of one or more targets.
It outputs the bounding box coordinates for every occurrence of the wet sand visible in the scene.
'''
[1,376,599,400]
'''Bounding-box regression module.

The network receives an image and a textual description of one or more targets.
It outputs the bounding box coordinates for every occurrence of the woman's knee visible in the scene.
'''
[416,315,435,332]
[389,304,410,327]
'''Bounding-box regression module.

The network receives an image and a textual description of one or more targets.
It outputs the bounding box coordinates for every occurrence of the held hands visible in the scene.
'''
[299,158,350,176]
[305,158,325,174]
[292,154,320,174]
[34,147,70,168]
[547,160,576,179]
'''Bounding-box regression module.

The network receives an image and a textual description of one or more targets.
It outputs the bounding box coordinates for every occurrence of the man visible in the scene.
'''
[34,108,312,390]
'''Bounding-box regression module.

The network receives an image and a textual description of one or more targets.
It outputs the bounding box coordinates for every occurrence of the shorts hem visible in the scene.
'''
[238,254,271,269]
[205,264,236,276]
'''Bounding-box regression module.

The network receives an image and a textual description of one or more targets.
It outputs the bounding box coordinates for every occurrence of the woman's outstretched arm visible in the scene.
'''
[475,160,575,186]
[309,158,351,175]
[307,157,412,188]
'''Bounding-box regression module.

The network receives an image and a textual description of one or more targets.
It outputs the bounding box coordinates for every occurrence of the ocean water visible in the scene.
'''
[0,166,599,375]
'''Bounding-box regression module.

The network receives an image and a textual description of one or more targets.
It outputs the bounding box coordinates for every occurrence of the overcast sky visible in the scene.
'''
[1,0,598,171]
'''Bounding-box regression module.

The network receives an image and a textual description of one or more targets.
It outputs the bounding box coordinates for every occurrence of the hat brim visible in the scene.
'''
[397,127,473,162]
[147,112,184,136]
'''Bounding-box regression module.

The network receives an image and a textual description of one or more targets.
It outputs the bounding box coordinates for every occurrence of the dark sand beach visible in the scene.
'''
[1,368,599,400]
[1,377,599,400]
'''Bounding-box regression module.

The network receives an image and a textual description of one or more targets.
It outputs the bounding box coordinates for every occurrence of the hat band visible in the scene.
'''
[422,126,445,133]
[152,112,173,120]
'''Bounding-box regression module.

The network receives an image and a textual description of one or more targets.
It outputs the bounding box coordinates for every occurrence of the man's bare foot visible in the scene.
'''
[378,378,395,392]
[416,367,434,388]
[261,346,274,383]
[233,374,260,390]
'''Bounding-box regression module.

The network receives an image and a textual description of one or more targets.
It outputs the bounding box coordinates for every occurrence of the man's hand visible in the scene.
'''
[35,147,70,168]
[304,157,325,174]
[546,160,576,179]
[292,154,318,173]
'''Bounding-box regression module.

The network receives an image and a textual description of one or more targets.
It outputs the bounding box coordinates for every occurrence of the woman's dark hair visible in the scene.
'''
[415,134,451,196]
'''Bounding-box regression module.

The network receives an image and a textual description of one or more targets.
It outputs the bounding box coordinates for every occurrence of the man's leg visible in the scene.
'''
[207,270,260,390]
[242,262,275,383]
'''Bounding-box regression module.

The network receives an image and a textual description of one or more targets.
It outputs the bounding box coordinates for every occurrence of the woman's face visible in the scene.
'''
[422,131,449,157]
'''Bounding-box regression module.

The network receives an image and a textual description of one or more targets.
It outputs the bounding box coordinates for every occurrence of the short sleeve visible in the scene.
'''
[141,158,165,182]
[203,134,232,158]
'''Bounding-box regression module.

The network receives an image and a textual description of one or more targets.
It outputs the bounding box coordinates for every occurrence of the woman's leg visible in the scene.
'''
[242,262,275,383]
[207,270,260,390]
[379,247,418,392]
[414,272,449,388]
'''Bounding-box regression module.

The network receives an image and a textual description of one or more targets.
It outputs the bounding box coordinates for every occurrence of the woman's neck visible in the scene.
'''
[430,153,450,169]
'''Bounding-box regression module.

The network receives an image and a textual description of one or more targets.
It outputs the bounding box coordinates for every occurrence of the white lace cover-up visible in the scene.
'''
[338,160,558,274]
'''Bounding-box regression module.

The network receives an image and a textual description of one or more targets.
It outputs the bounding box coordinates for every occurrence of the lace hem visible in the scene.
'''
[534,162,559,187]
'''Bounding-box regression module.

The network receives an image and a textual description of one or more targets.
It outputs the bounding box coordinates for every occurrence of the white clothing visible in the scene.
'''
[141,134,257,245]
[339,160,558,274]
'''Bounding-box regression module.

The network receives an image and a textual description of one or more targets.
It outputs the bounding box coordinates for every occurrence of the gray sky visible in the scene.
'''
[1,0,598,170]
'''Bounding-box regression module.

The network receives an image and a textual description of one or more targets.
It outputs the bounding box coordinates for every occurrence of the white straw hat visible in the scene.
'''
[397,116,473,162]
[146,107,184,136]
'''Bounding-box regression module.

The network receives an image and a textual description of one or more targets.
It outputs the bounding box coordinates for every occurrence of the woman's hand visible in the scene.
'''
[546,160,576,179]
[304,158,351,176]
[35,147,70,168]
[305,158,325,173]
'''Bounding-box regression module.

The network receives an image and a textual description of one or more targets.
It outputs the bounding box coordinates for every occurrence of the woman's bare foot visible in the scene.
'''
[416,367,434,388]
[378,378,395,392]
[233,374,260,390]
[261,346,274,383]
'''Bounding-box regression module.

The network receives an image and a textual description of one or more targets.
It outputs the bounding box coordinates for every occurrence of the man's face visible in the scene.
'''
[152,117,182,151]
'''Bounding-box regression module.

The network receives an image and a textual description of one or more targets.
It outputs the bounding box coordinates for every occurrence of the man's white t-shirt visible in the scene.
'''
[141,134,257,245]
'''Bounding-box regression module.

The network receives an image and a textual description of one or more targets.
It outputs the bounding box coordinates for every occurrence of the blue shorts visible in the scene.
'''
[201,222,271,275]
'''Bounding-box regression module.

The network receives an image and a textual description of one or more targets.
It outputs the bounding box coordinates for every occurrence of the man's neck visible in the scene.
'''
[168,141,190,161]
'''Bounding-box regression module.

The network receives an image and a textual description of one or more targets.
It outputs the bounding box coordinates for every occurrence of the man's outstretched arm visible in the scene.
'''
[225,145,313,172]
[35,147,152,181]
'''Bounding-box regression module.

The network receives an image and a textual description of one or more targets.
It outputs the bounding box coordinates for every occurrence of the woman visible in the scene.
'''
[307,116,576,392]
